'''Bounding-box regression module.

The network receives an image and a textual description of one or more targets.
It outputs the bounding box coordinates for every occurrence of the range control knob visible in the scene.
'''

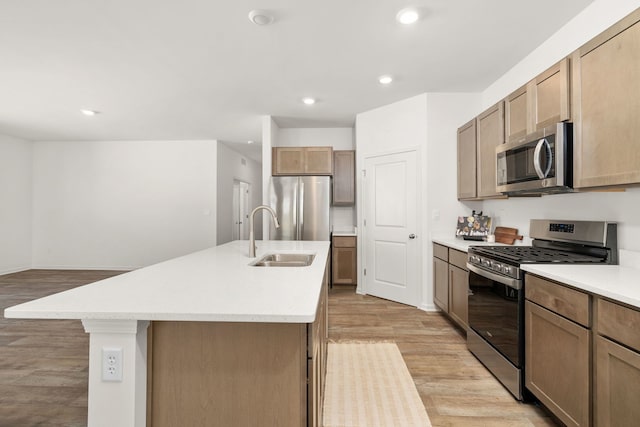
[502,265,512,274]
[482,259,491,267]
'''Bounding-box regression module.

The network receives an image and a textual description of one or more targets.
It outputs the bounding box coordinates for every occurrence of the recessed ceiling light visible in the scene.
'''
[302,97,316,105]
[247,140,254,144]
[81,109,99,116]
[248,9,274,25]
[396,8,419,25]
[379,75,393,85]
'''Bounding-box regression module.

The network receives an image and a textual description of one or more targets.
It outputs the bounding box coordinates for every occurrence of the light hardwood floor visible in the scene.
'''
[329,286,558,427]
[0,270,557,426]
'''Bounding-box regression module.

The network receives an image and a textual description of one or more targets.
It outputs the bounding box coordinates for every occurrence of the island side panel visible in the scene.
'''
[148,321,307,427]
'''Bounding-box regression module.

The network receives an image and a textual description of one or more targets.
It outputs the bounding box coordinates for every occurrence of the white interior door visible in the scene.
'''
[232,180,251,240]
[239,181,250,240]
[363,150,419,306]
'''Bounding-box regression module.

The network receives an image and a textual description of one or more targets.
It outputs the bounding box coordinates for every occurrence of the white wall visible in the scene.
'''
[32,140,217,269]
[216,142,263,245]
[425,93,483,309]
[483,0,640,109]
[0,134,33,274]
[277,128,354,150]
[261,116,279,239]
[355,94,428,306]
[267,125,357,231]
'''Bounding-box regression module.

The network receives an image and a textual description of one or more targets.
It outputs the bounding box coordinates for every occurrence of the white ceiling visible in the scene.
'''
[0,0,594,160]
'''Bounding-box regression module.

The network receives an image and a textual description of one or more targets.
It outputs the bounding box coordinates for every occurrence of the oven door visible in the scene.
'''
[467,264,524,368]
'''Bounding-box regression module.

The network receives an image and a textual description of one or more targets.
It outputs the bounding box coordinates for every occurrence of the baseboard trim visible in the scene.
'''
[0,266,31,276]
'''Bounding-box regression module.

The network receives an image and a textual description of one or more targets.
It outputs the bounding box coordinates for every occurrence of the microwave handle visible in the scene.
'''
[533,138,553,179]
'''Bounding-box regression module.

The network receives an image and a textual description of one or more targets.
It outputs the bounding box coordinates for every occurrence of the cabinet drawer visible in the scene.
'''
[525,274,590,327]
[449,249,467,270]
[433,243,448,261]
[598,298,640,352]
[332,236,355,248]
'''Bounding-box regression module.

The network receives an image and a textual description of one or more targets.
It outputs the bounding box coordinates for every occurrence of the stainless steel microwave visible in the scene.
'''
[496,122,573,195]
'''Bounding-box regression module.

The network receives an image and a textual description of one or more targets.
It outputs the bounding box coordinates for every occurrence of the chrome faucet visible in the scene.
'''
[249,205,280,257]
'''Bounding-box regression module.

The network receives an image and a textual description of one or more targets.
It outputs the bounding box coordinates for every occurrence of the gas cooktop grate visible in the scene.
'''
[470,245,604,264]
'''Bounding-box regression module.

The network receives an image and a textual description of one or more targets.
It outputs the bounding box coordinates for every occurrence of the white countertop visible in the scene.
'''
[434,237,640,309]
[522,264,640,309]
[4,240,330,323]
[332,227,357,237]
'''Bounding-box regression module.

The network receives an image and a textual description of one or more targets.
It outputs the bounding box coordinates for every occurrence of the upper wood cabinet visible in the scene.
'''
[504,58,571,144]
[531,58,571,130]
[272,146,333,176]
[476,102,505,198]
[457,119,477,200]
[505,84,529,143]
[332,150,355,206]
[572,9,640,189]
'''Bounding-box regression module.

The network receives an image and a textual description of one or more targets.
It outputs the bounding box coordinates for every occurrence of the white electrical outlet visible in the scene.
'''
[102,347,123,382]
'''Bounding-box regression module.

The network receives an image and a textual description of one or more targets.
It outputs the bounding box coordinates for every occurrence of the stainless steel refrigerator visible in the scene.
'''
[268,176,331,241]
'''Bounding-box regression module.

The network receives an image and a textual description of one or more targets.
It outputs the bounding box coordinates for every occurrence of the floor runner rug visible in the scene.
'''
[323,342,432,427]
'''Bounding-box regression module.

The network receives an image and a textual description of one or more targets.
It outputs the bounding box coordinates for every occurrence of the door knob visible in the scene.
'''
[409,234,416,239]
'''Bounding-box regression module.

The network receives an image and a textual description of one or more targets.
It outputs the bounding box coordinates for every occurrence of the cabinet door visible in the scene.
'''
[530,57,570,131]
[433,257,449,312]
[476,102,505,198]
[448,265,468,331]
[595,335,640,427]
[304,147,333,175]
[333,150,355,205]
[332,246,357,285]
[505,85,529,143]
[457,119,477,200]
[273,147,305,175]
[572,11,640,188]
[525,301,590,427]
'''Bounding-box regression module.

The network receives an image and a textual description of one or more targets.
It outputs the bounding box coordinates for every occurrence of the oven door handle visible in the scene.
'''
[467,263,523,290]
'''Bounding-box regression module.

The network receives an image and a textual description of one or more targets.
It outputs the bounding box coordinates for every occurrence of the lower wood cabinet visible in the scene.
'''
[525,275,591,427]
[595,336,640,427]
[525,300,590,427]
[448,264,468,330]
[433,256,449,312]
[525,275,640,427]
[332,236,356,285]
[147,259,329,427]
[594,297,640,427]
[432,243,468,331]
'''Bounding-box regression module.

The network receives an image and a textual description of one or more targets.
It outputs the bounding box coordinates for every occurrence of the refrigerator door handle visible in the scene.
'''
[299,179,304,240]
[292,180,298,240]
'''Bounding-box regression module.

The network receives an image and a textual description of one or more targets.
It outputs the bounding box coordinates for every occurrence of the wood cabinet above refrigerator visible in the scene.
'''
[272,146,333,176]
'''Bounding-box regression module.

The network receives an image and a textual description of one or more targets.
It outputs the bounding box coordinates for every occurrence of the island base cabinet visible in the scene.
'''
[148,322,308,427]
[525,301,590,427]
[595,336,640,427]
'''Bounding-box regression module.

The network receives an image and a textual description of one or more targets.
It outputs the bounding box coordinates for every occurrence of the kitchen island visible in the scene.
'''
[4,240,331,427]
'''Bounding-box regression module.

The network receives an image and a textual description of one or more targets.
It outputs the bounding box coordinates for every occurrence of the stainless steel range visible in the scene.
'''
[466,219,618,400]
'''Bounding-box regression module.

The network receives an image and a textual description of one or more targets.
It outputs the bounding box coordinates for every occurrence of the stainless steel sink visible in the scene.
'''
[251,253,315,267]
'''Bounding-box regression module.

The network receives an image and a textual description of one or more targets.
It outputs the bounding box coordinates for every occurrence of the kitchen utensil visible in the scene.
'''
[494,227,523,245]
